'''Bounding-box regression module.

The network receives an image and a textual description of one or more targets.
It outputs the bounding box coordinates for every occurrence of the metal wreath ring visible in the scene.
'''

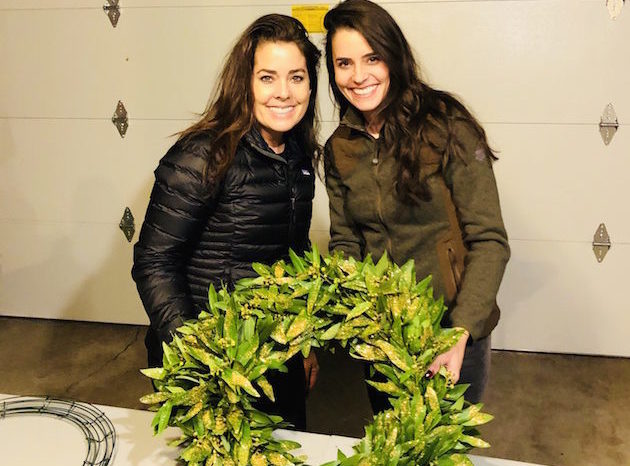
[0,395,116,466]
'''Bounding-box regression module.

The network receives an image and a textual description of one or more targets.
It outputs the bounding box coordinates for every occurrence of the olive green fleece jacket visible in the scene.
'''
[324,107,510,341]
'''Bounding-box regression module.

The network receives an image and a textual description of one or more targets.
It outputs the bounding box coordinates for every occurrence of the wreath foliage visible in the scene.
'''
[140,246,493,466]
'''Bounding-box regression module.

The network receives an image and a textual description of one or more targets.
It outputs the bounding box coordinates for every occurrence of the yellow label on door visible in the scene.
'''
[292,5,330,33]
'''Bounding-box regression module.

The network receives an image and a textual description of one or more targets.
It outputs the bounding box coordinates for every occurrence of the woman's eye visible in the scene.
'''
[292,75,305,83]
[260,75,272,83]
[367,55,380,64]
[336,59,350,68]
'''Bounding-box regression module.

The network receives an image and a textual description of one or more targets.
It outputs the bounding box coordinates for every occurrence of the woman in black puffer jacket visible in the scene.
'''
[132,14,321,430]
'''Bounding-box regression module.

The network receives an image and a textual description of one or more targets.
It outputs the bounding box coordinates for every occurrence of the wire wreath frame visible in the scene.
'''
[0,395,116,466]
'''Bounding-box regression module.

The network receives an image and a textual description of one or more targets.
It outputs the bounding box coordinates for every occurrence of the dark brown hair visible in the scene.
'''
[324,0,495,203]
[180,14,321,185]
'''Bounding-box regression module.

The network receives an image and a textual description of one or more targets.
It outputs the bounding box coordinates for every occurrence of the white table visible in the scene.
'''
[0,394,541,466]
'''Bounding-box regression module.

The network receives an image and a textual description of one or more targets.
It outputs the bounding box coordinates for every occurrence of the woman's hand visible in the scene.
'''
[426,329,469,382]
[303,351,319,392]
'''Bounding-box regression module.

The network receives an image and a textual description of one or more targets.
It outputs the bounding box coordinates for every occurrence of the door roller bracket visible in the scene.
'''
[112,101,128,138]
[120,207,135,242]
[103,1,120,28]
[599,103,618,146]
[592,223,611,263]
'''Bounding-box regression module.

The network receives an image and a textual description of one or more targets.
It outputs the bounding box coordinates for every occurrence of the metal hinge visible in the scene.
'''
[592,223,611,263]
[112,101,128,138]
[119,207,135,242]
[607,0,625,20]
[599,103,618,146]
[103,1,120,28]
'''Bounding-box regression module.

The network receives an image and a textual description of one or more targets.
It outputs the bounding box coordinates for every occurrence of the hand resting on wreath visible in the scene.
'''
[426,329,469,382]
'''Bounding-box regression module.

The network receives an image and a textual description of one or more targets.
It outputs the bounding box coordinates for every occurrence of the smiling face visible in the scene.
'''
[251,41,311,150]
[331,28,390,124]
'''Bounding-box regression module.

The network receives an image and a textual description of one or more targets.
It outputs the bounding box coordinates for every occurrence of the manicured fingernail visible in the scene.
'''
[424,371,433,379]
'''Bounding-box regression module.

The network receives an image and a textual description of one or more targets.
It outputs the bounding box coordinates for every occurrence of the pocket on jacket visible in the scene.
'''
[436,234,459,304]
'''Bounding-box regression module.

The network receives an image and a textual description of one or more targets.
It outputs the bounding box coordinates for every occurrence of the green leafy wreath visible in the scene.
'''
[140,246,493,466]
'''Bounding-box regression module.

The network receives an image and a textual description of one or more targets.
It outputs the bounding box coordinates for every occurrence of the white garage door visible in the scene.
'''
[1,1,628,356]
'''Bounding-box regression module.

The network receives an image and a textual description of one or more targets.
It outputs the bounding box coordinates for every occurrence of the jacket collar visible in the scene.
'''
[340,106,370,134]
[243,126,297,164]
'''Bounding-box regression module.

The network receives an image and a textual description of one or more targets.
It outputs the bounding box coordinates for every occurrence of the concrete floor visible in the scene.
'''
[0,316,628,466]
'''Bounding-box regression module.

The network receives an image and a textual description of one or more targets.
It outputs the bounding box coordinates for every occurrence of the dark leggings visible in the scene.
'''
[365,335,491,414]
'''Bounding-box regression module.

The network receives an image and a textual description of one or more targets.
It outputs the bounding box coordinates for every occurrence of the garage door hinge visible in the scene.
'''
[120,207,135,242]
[112,101,128,138]
[592,223,611,263]
[103,1,120,28]
[599,103,618,146]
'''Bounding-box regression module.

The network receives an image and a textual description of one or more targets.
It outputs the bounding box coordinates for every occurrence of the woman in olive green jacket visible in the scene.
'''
[323,0,510,407]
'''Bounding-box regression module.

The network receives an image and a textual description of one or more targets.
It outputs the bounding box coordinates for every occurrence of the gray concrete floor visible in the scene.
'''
[0,315,628,466]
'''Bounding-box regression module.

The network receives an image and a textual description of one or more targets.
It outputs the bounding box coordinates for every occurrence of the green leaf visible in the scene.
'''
[366,380,404,397]
[236,333,259,366]
[156,400,173,435]
[436,453,474,466]
[252,262,271,277]
[445,384,470,401]
[139,391,170,405]
[373,340,412,371]
[208,284,218,310]
[462,412,494,427]
[459,434,490,448]
[223,368,260,398]
[307,278,322,314]
[162,342,179,368]
[140,367,166,380]
[346,302,371,321]
[287,313,309,341]
[350,343,386,362]
[374,252,389,277]
[320,322,341,340]
[449,396,465,413]
[289,249,306,274]
[311,243,320,269]
[256,376,275,402]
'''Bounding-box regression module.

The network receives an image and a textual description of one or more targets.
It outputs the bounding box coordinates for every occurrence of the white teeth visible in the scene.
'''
[353,85,377,96]
[269,106,294,114]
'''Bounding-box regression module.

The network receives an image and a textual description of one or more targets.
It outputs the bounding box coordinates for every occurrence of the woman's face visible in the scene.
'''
[331,28,390,119]
[251,41,311,147]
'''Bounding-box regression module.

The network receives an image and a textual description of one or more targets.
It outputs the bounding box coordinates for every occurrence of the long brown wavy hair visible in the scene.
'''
[179,14,322,186]
[324,0,495,203]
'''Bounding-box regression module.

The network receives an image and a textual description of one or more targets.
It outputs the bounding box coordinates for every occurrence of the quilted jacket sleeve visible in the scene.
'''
[324,140,363,259]
[132,138,217,344]
[444,122,511,340]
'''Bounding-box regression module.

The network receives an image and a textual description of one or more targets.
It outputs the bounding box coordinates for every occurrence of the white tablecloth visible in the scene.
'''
[0,394,541,466]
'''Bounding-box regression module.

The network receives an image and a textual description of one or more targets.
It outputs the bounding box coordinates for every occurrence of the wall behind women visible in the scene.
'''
[1,1,628,356]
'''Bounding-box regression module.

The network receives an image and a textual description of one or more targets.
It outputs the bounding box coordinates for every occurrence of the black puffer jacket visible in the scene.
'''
[132,128,315,356]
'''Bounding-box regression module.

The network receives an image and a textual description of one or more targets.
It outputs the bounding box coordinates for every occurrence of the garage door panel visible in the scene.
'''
[494,240,629,356]
[490,123,630,243]
[3,2,628,124]
[388,0,630,124]
[0,221,147,324]
[0,5,337,121]
[0,118,187,224]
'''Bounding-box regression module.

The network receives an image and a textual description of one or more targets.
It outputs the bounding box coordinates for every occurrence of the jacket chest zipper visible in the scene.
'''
[371,141,393,257]
[285,163,296,246]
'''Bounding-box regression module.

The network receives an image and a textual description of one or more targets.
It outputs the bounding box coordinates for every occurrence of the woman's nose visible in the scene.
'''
[352,64,367,83]
[275,80,290,99]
